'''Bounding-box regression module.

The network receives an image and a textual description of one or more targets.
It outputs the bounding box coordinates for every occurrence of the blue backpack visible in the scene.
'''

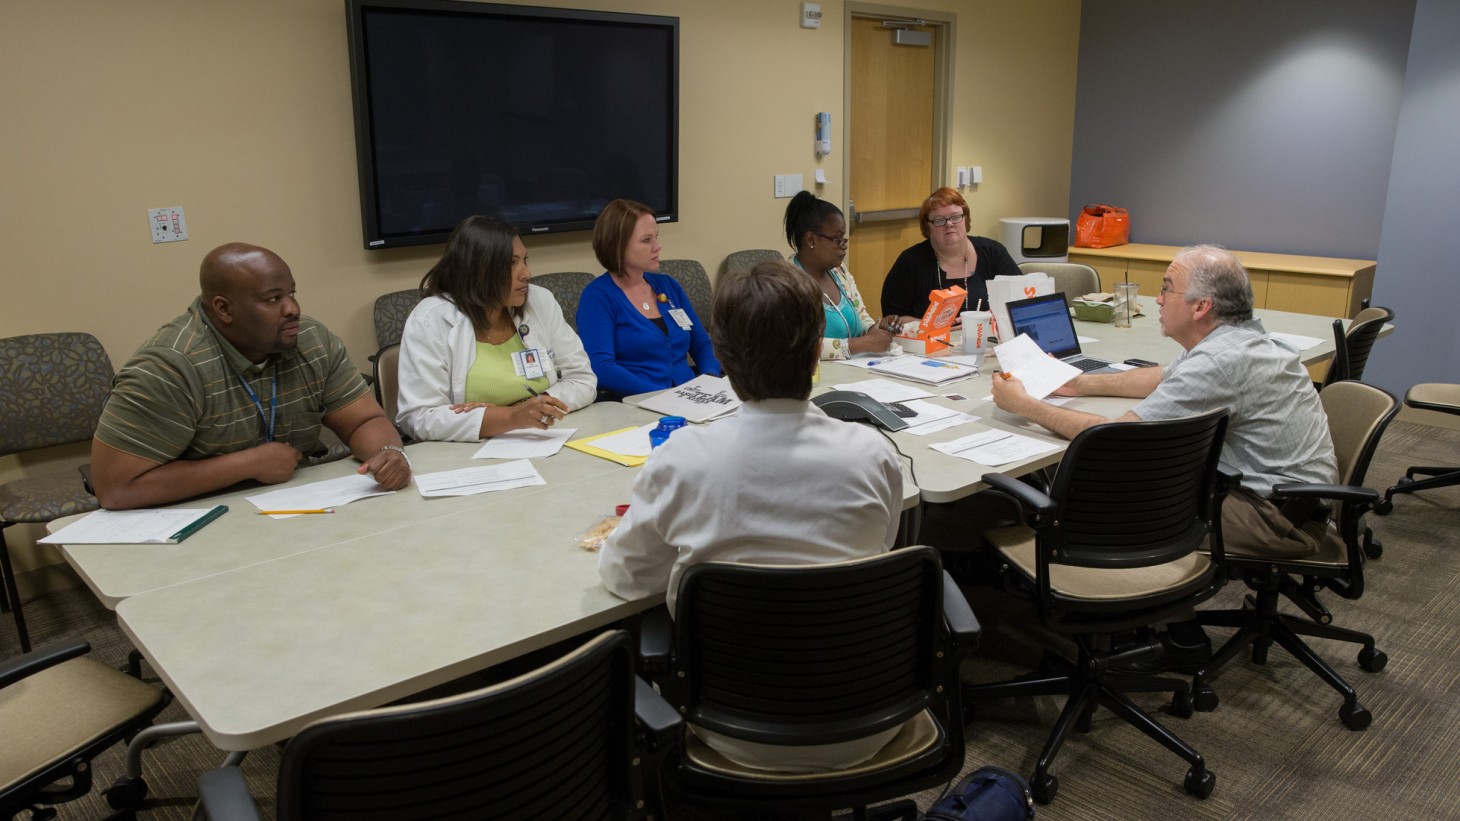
[923,766,1035,821]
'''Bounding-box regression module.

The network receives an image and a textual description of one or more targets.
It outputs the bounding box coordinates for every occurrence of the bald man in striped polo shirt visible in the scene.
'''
[91,243,410,510]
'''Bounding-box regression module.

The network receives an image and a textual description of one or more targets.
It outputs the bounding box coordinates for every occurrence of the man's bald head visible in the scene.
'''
[201,243,290,302]
[198,243,302,363]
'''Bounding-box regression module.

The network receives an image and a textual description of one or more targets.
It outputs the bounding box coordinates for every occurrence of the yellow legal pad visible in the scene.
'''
[564,427,650,467]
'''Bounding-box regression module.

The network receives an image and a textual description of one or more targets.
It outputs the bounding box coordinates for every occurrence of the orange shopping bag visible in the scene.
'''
[1074,204,1130,248]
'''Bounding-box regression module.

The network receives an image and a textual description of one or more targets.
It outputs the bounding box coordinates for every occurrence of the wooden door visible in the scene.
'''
[848,15,939,316]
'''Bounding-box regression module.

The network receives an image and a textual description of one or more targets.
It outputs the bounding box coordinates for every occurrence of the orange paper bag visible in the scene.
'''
[1074,204,1130,248]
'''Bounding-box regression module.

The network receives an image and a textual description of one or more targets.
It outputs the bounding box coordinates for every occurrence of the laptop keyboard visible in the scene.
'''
[1069,358,1110,372]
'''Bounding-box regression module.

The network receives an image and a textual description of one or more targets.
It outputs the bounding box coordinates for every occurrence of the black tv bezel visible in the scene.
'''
[344,0,681,249]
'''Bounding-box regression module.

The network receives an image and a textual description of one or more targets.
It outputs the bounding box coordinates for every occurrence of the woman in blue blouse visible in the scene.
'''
[577,199,720,398]
[784,192,899,360]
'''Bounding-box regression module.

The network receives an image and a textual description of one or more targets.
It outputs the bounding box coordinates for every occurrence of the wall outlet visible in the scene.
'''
[774,174,804,198]
[148,207,188,243]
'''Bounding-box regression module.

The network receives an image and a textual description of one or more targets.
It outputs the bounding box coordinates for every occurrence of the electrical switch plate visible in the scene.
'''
[956,167,970,187]
[148,207,188,243]
[969,166,983,185]
[774,174,804,198]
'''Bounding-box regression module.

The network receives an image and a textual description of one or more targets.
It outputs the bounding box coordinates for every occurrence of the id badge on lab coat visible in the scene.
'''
[667,308,693,331]
[513,348,546,379]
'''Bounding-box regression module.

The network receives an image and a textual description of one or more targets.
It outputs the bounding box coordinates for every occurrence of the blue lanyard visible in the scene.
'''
[238,373,277,443]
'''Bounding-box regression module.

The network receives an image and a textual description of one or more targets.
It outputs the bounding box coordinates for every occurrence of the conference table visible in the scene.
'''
[54,307,1352,753]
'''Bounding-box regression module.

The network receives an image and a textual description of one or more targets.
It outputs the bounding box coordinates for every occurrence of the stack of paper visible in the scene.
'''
[414,459,546,497]
[993,334,1082,399]
[897,400,976,436]
[473,428,576,459]
[931,429,1061,466]
[564,424,657,467]
[41,506,229,545]
[831,379,933,403]
[638,375,741,423]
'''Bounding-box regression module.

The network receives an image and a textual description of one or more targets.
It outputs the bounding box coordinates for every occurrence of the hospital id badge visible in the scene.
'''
[513,348,546,379]
[667,308,693,330]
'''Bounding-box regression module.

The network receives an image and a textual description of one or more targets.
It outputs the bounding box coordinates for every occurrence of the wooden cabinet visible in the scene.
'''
[1069,244,1375,319]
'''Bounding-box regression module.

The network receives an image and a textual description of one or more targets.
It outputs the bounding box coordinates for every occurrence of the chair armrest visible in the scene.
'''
[1272,483,1381,505]
[0,640,90,689]
[1216,463,1243,496]
[634,676,684,754]
[637,605,672,677]
[981,473,1056,527]
[196,765,261,821]
[940,571,981,653]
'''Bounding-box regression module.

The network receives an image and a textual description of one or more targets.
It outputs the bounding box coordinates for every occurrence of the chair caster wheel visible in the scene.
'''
[1193,684,1219,712]
[1340,702,1372,731]
[1364,539,1383,559]
[1358,647,1387,673]
[105,775,149,810]
[1166,691,1194,719]
[1375,498,1393,516]
[1184,767,1215,799]
[1031,772,1058,804]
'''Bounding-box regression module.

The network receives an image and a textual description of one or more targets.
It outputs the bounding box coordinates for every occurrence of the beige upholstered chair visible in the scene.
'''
[372,289,424,350]
[963,408,1231,805]
[1017,261,1100,296]
[1195,381,1399,729]
[530,271,595,332]
[1,640,166,818]
[720,248,784,279]
[658,259,713,327]
[1385,382,1460,506]
[0,332,113,652]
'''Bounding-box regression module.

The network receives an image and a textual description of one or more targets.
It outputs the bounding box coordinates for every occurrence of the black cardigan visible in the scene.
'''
[879,235,1021,319]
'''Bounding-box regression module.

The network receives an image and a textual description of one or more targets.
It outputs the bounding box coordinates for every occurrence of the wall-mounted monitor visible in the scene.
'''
[346,0,680,249]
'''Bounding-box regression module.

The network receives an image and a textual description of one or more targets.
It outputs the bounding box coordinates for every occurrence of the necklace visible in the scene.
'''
[482,312,516,345]
[937,249,973,311]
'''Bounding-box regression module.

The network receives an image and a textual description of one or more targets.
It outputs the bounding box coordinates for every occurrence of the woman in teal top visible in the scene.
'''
[783,192,900,360]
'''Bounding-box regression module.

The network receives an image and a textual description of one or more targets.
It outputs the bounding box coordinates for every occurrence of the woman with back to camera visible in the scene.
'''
[880,186,1021,326]
[395,215,596,441]
[576,198,720,398]
[784,191,899,360]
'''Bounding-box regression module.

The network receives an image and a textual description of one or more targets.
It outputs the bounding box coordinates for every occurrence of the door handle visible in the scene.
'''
[846,199,920,234]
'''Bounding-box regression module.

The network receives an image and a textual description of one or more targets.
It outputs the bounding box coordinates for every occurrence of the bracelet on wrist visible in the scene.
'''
[378,444,409,465]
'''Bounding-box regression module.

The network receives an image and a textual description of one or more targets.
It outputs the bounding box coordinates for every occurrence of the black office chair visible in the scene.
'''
[640,547,980,821]
[0,640,167,820]
[196,630,681,821]
[963,408,1232,805]
[1317,305,1393,390]
[1193,381,1398,730]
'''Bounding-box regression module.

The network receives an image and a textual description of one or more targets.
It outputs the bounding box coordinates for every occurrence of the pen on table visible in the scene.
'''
[169,504,228,542]
[256,509,335,515]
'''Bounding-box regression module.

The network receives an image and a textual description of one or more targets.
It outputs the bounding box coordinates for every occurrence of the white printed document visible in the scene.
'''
[930,429,1062,467]
[415,459,546,498]
[638,375,741,422]
[41,506,228,545]
[898,400,976,436]
[473,428,576,460]
[1270,332,1324,353]
[247,474,396,518]
[992,334,1083,400]
[587,423,658,458]
[831,379,934,404]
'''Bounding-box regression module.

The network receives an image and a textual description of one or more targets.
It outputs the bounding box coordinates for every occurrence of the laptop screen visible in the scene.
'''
[1006,293,1082,359]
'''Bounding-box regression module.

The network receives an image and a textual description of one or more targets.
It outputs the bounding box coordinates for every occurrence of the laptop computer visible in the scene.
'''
[1004,292,1115,372]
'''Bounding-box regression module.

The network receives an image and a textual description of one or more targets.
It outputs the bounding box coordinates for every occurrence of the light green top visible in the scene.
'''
[465,335,548,406]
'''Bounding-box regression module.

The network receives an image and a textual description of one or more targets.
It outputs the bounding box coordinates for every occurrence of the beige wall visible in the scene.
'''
[0,0,1080,591]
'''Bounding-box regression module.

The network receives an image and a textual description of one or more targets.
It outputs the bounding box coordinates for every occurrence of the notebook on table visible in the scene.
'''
[1004,292,1114,373]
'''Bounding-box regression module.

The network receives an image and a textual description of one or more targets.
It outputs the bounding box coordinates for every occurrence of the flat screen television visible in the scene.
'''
[345,0,679,249]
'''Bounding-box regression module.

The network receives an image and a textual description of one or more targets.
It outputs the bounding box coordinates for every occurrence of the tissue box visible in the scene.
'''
[1071,300,1115,323]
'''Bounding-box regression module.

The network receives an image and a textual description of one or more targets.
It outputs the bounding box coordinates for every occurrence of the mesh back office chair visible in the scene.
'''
[639,547,980,821]
[963,409,1232,805]
[1317,305,1393,391]
[531,271,595,333]
[1017,261,1100,296]
[196,630,681,821]
[0,641,167,819]
[1193,381,1398,730]
[0,332,114,652]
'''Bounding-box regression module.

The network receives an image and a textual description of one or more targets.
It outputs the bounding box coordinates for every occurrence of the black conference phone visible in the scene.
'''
[813,390,912,432]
